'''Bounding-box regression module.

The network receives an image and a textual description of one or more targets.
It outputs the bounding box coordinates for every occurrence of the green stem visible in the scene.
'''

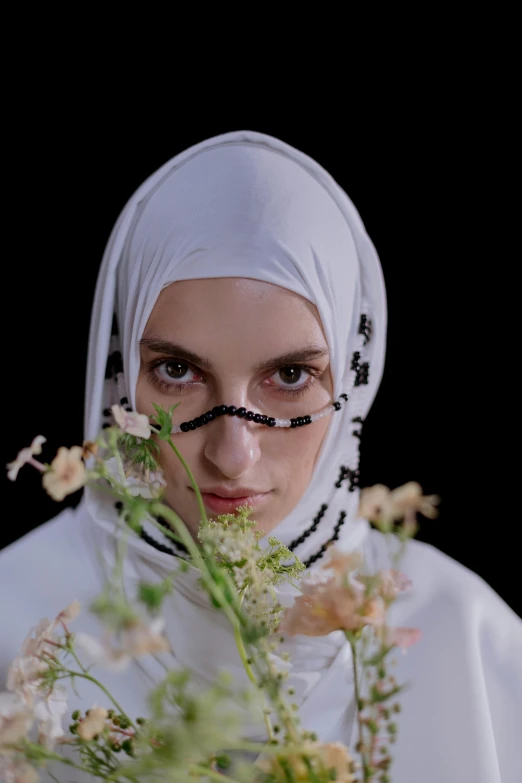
[347,635,367,780]
[167,436,208,526]
[188,764,244,782]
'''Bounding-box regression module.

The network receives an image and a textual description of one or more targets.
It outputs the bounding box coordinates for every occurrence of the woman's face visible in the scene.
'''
[136,278,333,537]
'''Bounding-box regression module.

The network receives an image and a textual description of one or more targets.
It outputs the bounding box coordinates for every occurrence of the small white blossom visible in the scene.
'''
[0,691,33,749]
[112,405,151,439]
[33,686,68,749]
[42,447,86,501]
[6,436,46,481]
[76,706,108,741]
[76,616,170,672]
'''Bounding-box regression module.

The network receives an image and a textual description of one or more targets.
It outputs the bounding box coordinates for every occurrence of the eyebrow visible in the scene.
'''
[139,336,329,373]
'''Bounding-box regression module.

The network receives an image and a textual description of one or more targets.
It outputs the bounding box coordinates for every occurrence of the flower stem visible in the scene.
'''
[167,436,208,526]
[188,764,244,782]
[347,634,367,780]
[63,666,136,731]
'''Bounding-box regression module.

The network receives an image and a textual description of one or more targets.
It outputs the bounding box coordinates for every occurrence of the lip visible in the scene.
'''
[189,487,271,514]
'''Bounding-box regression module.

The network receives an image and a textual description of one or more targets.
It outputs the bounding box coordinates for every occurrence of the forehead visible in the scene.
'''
[144,278,329,355]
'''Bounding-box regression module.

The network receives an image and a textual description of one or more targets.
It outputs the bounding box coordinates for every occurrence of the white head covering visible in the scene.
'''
[84,129,386,564]
[82,130,388,742]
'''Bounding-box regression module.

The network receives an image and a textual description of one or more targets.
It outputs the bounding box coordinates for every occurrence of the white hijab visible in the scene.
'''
[83,130,387,742]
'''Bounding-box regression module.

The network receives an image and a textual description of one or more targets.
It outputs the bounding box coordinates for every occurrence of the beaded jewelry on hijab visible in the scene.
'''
[103,312,372,569]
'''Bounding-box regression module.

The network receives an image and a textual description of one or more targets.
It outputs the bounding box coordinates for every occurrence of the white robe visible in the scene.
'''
[1,503,521,782]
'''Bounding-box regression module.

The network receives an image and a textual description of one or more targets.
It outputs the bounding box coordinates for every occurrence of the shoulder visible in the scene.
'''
[368,529,522,640]
[0,504,101,680]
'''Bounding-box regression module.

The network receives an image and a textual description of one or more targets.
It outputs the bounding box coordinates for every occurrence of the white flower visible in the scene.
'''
[6,657,48,708]
[6,436,46,481]
[111,405,151,439]
[33,686,68,749]
[0,692,33,750]
[124,464,166,499]
[0,757,39,783]
[76,706,108,740]
[42,446,86,501]
[76,617,170,672]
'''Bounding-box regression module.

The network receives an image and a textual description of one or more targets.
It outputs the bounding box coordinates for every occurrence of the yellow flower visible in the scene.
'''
[258,741,357,782]
[42,447,86,501]
[359,481,439,531]
[77,707,108,741]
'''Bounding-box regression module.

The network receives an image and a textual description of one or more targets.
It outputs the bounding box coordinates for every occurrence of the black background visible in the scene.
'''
[2,80,517,616]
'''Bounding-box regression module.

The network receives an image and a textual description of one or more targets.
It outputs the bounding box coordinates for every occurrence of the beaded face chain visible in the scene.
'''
[105,312,373,569]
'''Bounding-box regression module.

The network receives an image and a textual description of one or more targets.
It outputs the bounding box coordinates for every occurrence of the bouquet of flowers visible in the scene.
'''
[2,403,438,782]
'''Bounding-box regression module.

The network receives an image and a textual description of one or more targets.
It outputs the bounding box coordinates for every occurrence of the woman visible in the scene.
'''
[1,130,521,782]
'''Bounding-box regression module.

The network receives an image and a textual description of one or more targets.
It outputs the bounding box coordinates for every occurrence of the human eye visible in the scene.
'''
[146,359,203,393]
[265,365,317,397]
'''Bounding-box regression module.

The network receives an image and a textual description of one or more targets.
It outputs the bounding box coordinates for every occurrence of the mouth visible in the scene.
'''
[189,487,272,515]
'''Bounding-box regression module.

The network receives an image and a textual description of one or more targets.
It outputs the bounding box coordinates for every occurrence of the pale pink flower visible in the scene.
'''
[0,758,39,783]
[6,436,46,481]
[33,686,68,749]
[76,706,108,741]
[385,626,422,651]
[359,481,439,529]
[6,657,48,708]
[111,405,151,439]
[0,692,33,749]
[76,617,170,672]
[42,447,86,501]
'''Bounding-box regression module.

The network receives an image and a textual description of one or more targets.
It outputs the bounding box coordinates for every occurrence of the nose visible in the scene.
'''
[203,412,261,479]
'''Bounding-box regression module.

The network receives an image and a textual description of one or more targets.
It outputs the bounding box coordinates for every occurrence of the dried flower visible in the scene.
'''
[6,436,46,481]
[124,463,166,499]
[76,706,108,740]
[111,405,151,439]
[76,617,170,672]
[42,446,86,501]
[82,440,99,459]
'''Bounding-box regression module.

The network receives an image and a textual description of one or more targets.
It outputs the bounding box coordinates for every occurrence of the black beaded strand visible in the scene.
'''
[287,503,328,551]
[303,510,347,568]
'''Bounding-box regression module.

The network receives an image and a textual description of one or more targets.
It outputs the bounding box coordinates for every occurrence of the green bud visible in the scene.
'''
[393,703,401,713]
[136,717,146,725]
[215,754,232,770]
[121,739,134,756]
[71,710,80,721]
[119,716,130,729]
[287,687,295,695]
[387,722,397,734]
[68,724,77,734]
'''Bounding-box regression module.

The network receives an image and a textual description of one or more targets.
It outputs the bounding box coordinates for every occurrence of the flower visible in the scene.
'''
[6,436,46,481]
[124,463,166,499]
[33,686,68,748]
[359,481,439,530]
[279,576,384,637]
[0,692,33,750]
[42,446,86,501]
[76,617,170,672]
[385,626,422,651]
[76,706,108,741]
[111,405,151,439]
[258,741,357,782]
[0,758,39,783]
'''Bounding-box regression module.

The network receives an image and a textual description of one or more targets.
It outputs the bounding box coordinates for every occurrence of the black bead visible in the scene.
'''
[103,408,112,417]
[267,417,276,427]
[205,411,215,421]
[115,502,123,511]
[180,422,190,433]
[296,417,304,426]
[254,413,262,423]
[351,416,363,423]
[188,421,197,430]
[340,393,348,401]
[333,401,342,411]
[236,407,247,418]
[200,414,209,424]
[227,406,237,416]
[290,419,297,428]
[212,406,221,416]
[305,415,312,424]
[261,415,268,424]
[245,411,254,421]
[303,530,310,538]
[120,397,129,406]
[102,423,111,429]
[219,405,228,415]
[335,482,342,488]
